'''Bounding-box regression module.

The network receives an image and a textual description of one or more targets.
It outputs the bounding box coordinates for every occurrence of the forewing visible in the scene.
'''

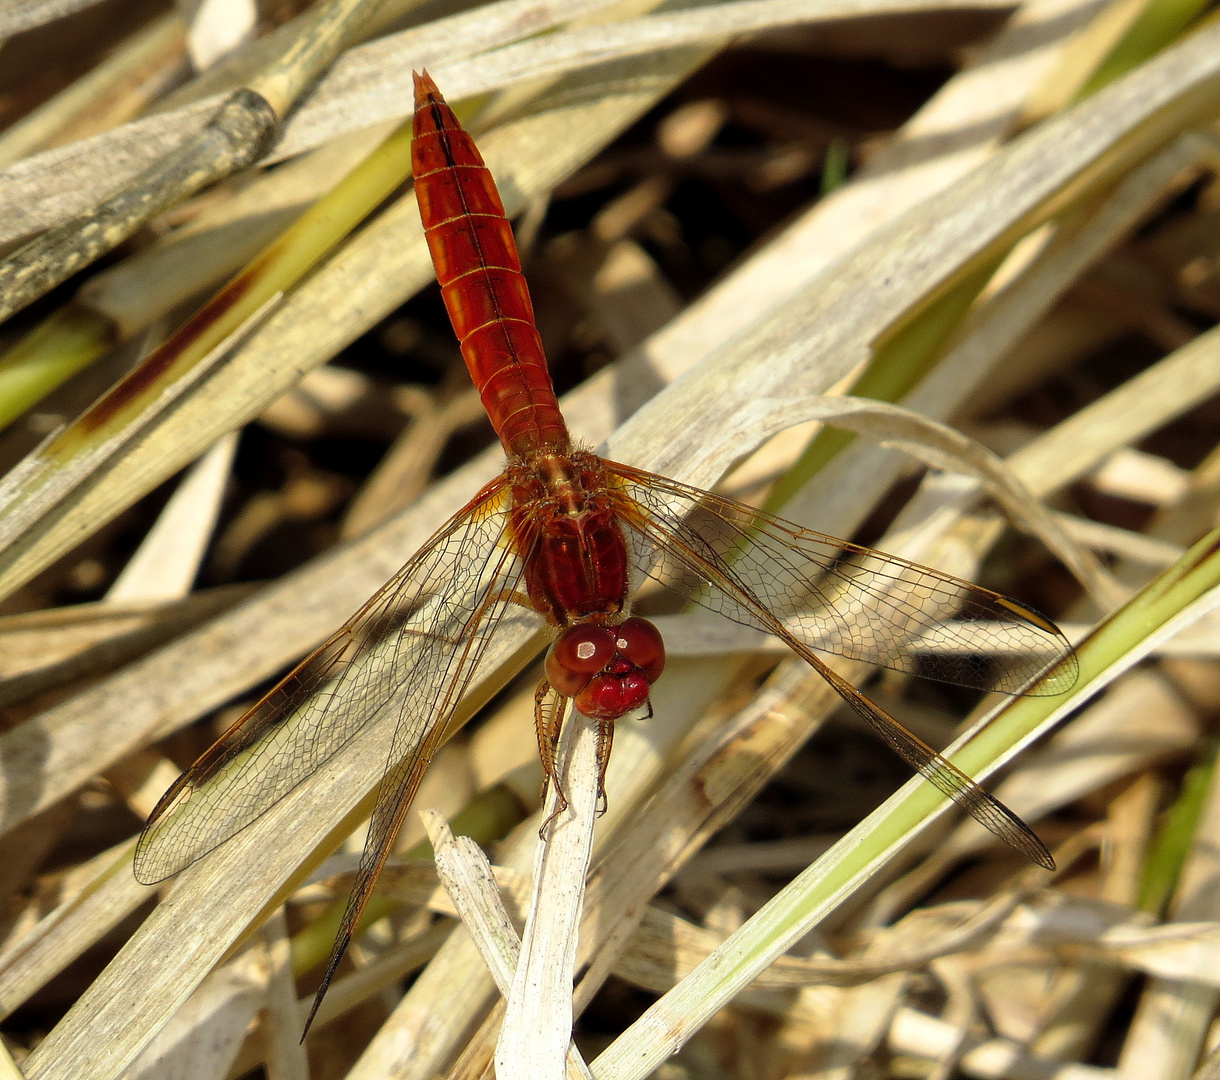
[301,509,535,1032]
[811,657,1053,868]
[609,463,1057,868]
[608,464,1077,697]
[134,476,526,884]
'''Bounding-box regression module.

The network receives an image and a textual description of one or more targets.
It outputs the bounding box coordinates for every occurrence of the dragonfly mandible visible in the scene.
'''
[135,72,1078,1034]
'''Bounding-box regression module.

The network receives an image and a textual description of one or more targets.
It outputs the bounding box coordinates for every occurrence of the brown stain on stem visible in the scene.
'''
[51,239,283,454]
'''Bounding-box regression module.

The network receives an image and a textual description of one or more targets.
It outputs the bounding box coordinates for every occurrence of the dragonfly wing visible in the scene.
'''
[811,655,1053,868]
[134,476,526,885]
[609,464,1057,868]
[608,464,1077,697]
[301,505,536,1032]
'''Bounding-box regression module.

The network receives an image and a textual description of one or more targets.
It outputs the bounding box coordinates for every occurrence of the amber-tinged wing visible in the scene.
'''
[300,485,539,1033]
[609,463,1078,870]
[134,475,528,886]
[609,464,1078,697]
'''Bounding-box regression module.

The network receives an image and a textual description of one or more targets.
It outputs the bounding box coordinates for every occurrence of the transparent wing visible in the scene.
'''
[302,492,536,1033]
[134,475,528,885]
[608,462,1077,870]
[608,463,1078,697]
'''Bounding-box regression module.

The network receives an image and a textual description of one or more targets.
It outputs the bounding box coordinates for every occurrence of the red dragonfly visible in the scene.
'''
[135,72,1077,1033]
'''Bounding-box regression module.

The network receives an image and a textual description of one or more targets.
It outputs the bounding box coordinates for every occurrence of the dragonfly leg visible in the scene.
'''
[594,719,614,816]
[535,680,569,834]
[490,588,537,612]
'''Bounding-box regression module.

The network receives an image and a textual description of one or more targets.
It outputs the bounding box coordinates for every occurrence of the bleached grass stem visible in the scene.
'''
[497,709,599,1080]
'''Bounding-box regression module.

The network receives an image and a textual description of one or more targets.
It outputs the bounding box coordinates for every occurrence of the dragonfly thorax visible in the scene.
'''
[509,451,634,627]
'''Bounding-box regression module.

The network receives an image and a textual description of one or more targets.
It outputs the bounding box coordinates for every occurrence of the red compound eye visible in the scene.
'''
[612,617,665,685]
[545,618,667,719]
[545,626,618,698]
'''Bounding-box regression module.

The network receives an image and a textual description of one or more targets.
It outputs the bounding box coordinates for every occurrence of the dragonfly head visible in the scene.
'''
[546,617,665,721]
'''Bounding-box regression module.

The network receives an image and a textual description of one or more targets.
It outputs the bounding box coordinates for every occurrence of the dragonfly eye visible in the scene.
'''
[546,626,618,696]
[613,617,665,685]
[545,618,666,719]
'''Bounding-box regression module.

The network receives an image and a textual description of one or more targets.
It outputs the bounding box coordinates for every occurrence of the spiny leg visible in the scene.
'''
[594,718,615,816]
[534,680,569,832]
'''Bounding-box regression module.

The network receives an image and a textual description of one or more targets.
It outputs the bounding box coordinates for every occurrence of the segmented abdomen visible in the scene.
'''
[412,72,569,458]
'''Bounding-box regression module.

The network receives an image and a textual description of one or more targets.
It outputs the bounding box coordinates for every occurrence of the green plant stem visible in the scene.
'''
[1074,0,1218,102]
[1137,740,1218,916]
[0,306,116,430]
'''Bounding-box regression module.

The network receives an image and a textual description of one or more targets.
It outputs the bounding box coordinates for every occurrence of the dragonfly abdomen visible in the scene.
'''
[412,71,569,457]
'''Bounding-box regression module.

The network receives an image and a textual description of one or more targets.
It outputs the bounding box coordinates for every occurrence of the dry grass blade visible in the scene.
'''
[498,710,599,1080]
[0,88,275,323]
[888,1006,1114,1078]
[261,908,308,1080]
[0,0,971,245]
[0,840,157,1022]
[1006,321,1220,495]
[0,0,385,324]
[614,889,1028,991]
[425,813,523,990]
[424,811,595,1080]
[104,432,237,603]
[123,941,269,1080]
[0,587,246,708]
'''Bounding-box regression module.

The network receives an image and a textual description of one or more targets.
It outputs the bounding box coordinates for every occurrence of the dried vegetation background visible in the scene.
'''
[0,0,1218,1077]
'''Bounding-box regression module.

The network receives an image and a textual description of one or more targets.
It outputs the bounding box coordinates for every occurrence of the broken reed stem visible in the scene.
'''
[425,810,595,1080]
[0,0,386,326]
[498,707,600,1080]
[0,90,276,327]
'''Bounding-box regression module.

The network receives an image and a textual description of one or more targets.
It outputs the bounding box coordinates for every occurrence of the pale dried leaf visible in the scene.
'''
[0,587,245,707]
[0,842,156,1021]
[125,945,267,1080]
[181,0,257,71]
[260,908,308,1080]
[1007,324,1220,496]
[498,710,599,1080]
[887,1007,1114,1079]
[425,812,596,1080]
[105,432,237,603]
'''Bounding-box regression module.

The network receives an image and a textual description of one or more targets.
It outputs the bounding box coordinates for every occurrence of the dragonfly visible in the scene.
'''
[134,71,1078,1034]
